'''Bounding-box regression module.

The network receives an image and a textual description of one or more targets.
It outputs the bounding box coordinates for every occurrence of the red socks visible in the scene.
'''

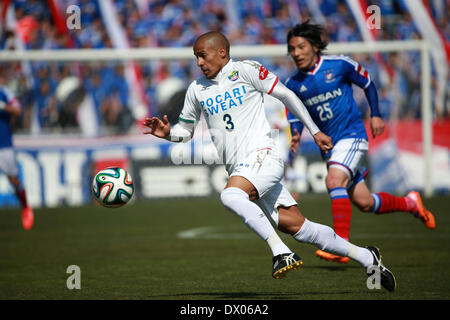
[329,188,352,241]
[15,187,29,209]
[371,192,416,214]
[328,189,417,240]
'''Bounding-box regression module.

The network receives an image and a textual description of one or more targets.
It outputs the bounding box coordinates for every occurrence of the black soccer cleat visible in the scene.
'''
[272,253,302,279]
[365,246,397,291]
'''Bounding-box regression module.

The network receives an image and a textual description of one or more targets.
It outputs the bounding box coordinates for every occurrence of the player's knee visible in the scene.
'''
[351,193,375,212]
[325,173,347,189]
[220,187,249,211]
[355,198,374,212]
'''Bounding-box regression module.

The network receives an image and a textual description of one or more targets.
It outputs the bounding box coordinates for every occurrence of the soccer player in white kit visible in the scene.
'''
[143,32,396,291]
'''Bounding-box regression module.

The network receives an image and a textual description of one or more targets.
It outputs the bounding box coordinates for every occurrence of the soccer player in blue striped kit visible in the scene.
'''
[0,79,34,230]
[285,21,436,263]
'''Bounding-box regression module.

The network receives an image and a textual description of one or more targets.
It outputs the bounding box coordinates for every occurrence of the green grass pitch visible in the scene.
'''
[0,195,449,300]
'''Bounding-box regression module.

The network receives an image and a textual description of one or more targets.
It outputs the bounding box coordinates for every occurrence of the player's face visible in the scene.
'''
[287,36,319,71]
[194,39,226,79]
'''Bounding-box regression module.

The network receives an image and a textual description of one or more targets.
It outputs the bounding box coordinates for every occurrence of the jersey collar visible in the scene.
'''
[305,56,323,75]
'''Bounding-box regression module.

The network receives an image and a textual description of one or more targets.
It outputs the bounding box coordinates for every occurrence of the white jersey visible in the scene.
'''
[179,59,280,172]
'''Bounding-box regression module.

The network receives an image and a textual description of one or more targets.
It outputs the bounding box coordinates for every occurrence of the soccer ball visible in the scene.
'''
[92,167,134,208]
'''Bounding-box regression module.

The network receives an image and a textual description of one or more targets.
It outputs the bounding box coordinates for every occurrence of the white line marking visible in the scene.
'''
[177,226,450,240]
[176,226,252,239]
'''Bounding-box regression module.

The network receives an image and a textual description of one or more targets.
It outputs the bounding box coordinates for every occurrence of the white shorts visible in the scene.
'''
[327,138,369,188]
[229,148,298,225]
[0,147,19,177]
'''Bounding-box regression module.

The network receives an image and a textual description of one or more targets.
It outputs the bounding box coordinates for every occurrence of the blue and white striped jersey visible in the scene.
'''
[285,55,371,146]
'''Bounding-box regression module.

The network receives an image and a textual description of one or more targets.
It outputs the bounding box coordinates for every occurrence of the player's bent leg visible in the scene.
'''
[221,176,296,278]
[220,183,283,248]
[279,206,351,261]
[326,167,352,240]
[318,167,352,263]
[268,205,303,279]
[350,179,436,229]
[325,138,368,245]
[348,167,436,229]
[253,183,304,279]
[348,181,375,212]
[281,207,396,291]
[369,191,416,216]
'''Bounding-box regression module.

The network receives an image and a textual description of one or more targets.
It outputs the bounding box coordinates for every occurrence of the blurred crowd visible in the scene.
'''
[0,0,448,136]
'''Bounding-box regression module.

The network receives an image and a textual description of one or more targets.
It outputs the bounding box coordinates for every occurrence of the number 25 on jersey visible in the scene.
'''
[317,102,333,122]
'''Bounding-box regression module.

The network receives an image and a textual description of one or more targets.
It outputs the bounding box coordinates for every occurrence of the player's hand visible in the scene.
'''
[370,116,385,138]
[313,131,333,154]
[143,115,171,138]
[290,129,301,153]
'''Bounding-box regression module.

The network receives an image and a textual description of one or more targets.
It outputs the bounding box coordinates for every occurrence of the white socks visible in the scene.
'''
[266,231,291,257]
[221,187,291,256]
[221,187,373,267]
[347,243,373,267]
[293,218,373,267]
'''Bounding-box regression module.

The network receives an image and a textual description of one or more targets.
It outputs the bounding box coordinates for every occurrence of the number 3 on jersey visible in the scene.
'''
[223,114,234,131]
[317,102,333,122]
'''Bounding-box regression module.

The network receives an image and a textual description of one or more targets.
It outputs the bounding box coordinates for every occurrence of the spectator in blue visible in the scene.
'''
[35,80,57,128]
[84,70,108,128]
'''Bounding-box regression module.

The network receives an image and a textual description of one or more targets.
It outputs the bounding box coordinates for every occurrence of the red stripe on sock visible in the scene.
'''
[331,197,352,240]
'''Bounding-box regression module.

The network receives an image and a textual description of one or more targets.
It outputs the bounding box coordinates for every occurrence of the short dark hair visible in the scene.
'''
[195,31,230,57]
[287,20,329,55]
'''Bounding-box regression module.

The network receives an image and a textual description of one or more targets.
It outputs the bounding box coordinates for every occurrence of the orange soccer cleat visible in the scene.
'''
[315,249,350,264]
[21,206,34,230]
[407,191,436,230]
